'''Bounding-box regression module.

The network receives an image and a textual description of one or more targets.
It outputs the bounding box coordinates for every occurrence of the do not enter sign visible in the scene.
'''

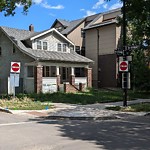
[11,62,21,73]
[119,61,128,72]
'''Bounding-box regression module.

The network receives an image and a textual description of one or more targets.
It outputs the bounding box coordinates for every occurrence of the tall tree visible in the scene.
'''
[0,0,32,16]
[107,0,150,90]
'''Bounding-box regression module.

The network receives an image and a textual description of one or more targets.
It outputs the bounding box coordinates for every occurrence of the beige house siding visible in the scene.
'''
[85,29,98,87]
[116,26,121,47]
[85,23,120,87]
[67,22,85,47]
[99,24,116,55]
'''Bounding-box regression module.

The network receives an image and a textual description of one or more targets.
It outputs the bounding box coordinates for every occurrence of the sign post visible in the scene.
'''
[10,62,21,97]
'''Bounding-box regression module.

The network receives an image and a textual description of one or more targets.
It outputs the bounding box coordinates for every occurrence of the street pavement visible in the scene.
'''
[0,111,149,150]
[0,99,150,150]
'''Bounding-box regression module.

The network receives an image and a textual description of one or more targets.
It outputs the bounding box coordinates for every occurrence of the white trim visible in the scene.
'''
[30,28,75,46]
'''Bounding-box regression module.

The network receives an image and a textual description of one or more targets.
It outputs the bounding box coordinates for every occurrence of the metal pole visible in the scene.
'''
[123,0,127,106]
[13,73,15,98]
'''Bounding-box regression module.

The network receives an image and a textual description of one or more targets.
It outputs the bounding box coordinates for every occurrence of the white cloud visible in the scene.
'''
[84,10,96,17]
[16,3,23,8]
[33,0,43,4]
[42,2,64,9]
[109,2,122,10]
[80,8,85,11]
[103,4,108,9]
[49,13,56,17]
[92,0,105,9]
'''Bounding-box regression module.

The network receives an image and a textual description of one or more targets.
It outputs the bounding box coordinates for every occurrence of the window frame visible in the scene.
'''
[57,43,68,52]
[37,40,42,50]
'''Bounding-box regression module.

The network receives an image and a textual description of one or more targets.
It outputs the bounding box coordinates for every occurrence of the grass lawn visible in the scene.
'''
[0,97,53,110]
[106,102,150,112]
[0,89,150,110]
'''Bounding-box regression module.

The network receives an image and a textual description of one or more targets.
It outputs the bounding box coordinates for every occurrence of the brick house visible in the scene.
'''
[51,8,121,88]
[0,26,93,94]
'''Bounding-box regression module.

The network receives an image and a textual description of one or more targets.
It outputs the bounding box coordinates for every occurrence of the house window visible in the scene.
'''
[57,43,62,52]
[75,46,80,54]
[63,44,67,52]
[81,47,85,56]
[43,66,51,77]
[57,43,67,52]
[37,40,42,49]
[0,47,2,56]
[13,44,16,53]
[43,42,48,50]
[27,66,34,77]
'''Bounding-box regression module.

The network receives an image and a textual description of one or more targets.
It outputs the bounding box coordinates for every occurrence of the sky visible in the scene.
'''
[0,0,122,31]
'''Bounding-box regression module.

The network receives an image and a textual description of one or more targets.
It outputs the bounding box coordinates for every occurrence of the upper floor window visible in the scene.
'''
[0,47,2,56]
[63,44,67,52]
[37,40,48,50]
[43,42,48,50]
[57,43,62,51]
[57,43,67,52]
[37,40,42,50]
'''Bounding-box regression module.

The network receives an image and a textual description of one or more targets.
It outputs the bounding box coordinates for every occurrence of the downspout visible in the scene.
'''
[96,28,100,88]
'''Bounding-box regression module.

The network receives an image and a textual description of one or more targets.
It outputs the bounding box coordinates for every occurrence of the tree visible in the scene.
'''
[0,0,32,16]
[107,0,150,91]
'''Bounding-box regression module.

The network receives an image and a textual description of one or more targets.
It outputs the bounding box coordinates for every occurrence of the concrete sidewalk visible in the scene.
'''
[0,99,150,120]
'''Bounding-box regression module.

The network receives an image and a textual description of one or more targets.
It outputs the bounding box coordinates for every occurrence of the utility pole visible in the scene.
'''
[122,0,127,107]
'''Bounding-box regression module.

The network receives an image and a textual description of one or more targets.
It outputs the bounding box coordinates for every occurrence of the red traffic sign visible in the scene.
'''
[11,62,21,73]
[119,61,128,72]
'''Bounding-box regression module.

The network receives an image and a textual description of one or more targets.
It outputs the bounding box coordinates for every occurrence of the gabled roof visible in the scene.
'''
[0,26,93,63]
[51,19,70,28]
[61,18,85,35]
[28,28,75,45]
[84,8,121,30]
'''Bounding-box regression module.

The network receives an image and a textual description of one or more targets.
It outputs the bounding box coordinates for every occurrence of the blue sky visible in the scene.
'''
[0,0,122,31]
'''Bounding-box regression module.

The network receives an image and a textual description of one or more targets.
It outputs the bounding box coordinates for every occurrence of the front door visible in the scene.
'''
[62,67,69,82]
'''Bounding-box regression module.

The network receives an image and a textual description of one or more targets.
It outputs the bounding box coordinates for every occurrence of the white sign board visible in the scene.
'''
[10,62,21,73]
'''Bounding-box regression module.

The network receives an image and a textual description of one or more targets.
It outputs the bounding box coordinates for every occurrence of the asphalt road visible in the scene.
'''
[0,112,150,150]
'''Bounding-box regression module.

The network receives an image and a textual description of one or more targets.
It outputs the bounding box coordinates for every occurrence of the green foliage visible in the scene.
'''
[131,50,150,91]
[106,102,150,112]
[0,0,32,16]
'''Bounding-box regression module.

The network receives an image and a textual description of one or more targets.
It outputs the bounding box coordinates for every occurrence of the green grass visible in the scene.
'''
[0,89,150,109]
[0,97,53,110]
[106,103,150,112]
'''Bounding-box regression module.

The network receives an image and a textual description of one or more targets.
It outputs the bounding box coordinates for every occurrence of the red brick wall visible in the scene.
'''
[70,75,75,85]
[34,65,43,93]
[64,83,78,93]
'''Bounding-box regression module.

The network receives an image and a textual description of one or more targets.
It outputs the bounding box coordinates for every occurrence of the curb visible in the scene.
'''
[45,115,119,121]
[0,107,12,114]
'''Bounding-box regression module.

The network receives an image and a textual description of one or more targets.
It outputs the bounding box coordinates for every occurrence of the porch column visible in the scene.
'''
[56,66,61,90]
[70,67,75,85]
[85,68,92,88]
[34,65,43,93]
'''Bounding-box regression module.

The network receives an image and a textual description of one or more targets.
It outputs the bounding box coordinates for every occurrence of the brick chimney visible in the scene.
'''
[29,24,34,32]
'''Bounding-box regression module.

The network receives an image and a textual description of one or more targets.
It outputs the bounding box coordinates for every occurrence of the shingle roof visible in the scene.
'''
[57,19,70,27]
[0,26,93,63]
[61,18,84,35]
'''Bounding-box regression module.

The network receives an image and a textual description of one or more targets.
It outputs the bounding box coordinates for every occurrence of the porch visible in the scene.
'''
[24,62,92,93]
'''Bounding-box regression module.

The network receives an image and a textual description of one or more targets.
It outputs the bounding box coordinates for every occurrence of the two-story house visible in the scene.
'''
[51,8,121,88]
[0,25,93,94]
